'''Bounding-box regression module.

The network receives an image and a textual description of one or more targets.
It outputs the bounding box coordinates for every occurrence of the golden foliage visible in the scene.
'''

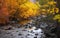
[17,0,28,5]
[48,1,57,5]
[40,1,59,15]
[53,14,60,22]
[19,1,40,19]
[0,0,40,24]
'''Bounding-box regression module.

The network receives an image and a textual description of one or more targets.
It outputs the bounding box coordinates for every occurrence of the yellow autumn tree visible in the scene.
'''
[19,1,40,19]
[17,0,40,25]
[0,0,40,25]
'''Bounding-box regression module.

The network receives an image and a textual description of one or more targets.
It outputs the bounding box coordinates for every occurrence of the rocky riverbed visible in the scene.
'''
[0,25,45,38]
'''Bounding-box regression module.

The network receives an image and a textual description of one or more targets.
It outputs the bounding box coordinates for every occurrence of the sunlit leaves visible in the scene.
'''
[53,14,60,22]
[39,0,59,15]
[47,1,57,5]
[0,0,40,25]
[17,0,28,5]
[19,1,40,19]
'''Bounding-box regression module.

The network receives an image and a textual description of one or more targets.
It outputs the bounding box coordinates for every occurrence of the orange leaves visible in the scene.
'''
[0,0,9,16]
[6,0,18,7]
[5,0,18,15]
[17,0,28,5]
[0,0,18,16]
[0,0,9,24]
[0,0,40,25]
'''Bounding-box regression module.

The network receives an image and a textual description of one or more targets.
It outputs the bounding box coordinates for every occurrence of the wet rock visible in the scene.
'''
[18,33,22,36]
[34,37,37,38]
[35,34,38,36]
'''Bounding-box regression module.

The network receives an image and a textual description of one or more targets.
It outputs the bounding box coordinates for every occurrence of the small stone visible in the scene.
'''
[16,31,18,32]
[21,37,24,38]
[22,29,26,31]
[34,37,37,38]
[7,32,11,34]
[35,34,38,36]
[3,26,13,30]
[5,27,12,30]
[18,33,22,36]
[41,31,43,33]
[27,34,30,36]
[10,34,13,36]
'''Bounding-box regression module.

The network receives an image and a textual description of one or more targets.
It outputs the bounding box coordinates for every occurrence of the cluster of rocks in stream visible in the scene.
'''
[0,26,45,38]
